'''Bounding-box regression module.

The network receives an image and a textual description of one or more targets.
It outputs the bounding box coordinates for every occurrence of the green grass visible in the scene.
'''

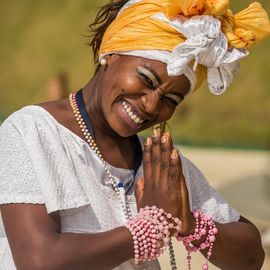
[1,0,270,149]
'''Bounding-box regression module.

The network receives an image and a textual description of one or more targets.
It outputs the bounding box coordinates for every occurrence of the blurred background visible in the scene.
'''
[0,0,269,269]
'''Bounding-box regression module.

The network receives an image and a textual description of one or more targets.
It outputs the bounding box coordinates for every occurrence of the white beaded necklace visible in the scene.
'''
[69,92,178,270]
[69,93,132,221]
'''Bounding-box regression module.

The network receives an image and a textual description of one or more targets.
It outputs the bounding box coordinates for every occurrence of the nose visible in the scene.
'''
[140,90,161,116]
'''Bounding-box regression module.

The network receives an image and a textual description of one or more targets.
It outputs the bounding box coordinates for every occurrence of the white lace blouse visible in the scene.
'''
[0,106,240,269]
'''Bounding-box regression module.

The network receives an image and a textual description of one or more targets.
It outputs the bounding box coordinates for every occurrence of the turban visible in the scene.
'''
[99,0,270,95]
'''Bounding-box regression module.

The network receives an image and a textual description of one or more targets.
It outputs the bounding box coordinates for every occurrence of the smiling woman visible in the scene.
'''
[0,0,269,270]
[84,55,190,138]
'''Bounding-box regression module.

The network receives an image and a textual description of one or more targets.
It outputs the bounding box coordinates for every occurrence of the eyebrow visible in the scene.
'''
[143,64,186,100]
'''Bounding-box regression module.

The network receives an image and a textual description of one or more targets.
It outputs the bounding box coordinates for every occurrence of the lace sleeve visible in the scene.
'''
[0,119,44,205]
[0,107,92,213]
[181,155,240,223]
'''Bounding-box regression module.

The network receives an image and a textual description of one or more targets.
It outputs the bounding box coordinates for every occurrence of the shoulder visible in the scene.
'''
[6,104,55,122]
[1,97,76,136]
[0,105,59,138]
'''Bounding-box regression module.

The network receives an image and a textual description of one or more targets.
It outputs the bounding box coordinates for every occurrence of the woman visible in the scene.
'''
[0,0,269,269]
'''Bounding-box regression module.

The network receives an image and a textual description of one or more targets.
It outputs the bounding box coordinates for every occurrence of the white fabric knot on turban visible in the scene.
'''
[155,14,249,95]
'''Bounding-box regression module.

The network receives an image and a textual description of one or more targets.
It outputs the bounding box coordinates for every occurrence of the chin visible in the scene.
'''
[112,126,138,138]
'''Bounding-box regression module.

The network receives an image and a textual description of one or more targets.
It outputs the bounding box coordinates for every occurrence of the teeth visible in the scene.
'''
[121,101,144,124]
[134,118,141,123]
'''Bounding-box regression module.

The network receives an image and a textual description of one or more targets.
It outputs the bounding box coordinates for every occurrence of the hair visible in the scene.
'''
[88,0,129,65]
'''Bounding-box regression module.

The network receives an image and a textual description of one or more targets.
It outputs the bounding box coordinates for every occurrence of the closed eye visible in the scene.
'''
[138,73,155,89]
[137,66,159,89]
[163,94,182,107]
[137,66,184,107]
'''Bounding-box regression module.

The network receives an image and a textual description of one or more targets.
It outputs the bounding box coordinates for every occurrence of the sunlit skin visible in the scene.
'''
[83,54,191,139]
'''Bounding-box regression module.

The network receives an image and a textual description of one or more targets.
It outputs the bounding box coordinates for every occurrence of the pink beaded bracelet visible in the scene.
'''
[177,210,218,270]
[125,206,182,265]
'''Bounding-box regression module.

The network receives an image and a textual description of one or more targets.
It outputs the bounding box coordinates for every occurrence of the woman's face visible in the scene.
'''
[94,55,190,137]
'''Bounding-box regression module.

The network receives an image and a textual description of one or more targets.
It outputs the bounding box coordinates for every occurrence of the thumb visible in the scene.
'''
[135,177,144,203]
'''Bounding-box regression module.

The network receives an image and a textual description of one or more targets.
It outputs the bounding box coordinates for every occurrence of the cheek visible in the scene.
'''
[159,105,175,121]
[114,71,144,93]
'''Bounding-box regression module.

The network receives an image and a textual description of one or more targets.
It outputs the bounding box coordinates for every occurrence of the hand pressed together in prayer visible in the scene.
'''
[135,128,195,236]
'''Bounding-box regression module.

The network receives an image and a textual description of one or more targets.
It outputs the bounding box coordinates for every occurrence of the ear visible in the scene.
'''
[99,54,120,71]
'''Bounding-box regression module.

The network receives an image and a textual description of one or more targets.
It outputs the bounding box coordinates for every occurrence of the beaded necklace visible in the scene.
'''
[69,91,132,220]
[69,90,178,270]
[75,89,141,193]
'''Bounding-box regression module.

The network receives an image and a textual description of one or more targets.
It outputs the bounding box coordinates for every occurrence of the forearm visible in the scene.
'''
[20,227,134,270]
[194,218,265,270]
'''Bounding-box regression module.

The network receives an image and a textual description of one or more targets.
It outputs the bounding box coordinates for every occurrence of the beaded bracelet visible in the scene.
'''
[125,206,182,264]
[177,210,218,270]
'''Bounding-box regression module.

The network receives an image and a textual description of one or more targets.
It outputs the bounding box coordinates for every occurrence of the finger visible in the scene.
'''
[151,128,161,186]
[177,151,192,214]
[135,177,145,204]
[168,149,180,192]
[164,132,173,152]
[180,177,192,216]
[174,149,183,192]
[160,135,171,190]
[143,137,152,188]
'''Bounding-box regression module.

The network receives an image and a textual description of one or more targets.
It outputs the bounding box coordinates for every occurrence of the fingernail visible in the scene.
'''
[171,149,177,159]
[164,132,170,138]
[145,138,151,145]
[153,128,157,137]
[161,136,167,144]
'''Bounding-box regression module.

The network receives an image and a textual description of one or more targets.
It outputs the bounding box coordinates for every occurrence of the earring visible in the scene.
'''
[100,58,107,66]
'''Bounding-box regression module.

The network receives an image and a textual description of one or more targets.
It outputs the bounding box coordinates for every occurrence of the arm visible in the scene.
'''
[1,204,134,270]
[179,160,265,269]
[201,216,265,270]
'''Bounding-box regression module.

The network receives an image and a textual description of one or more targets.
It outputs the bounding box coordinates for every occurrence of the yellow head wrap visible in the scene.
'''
[99,0,270,94]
